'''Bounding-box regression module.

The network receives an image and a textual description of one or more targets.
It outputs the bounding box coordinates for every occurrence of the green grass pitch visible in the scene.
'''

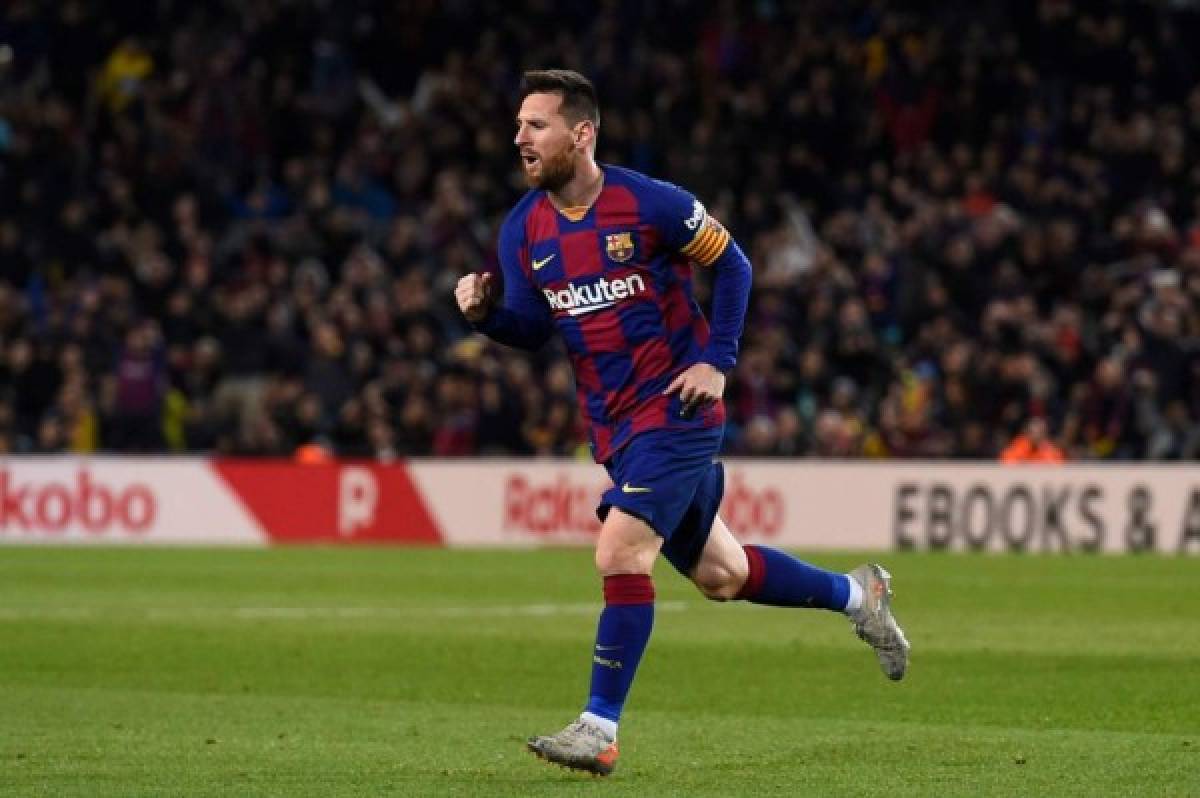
[1,546,1197,796]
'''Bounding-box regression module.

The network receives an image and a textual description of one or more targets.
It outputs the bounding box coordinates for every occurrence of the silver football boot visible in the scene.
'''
[848,563,910,680]
[527,718,619,776]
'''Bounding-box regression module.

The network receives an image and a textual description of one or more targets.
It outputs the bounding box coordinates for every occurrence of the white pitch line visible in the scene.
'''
[0,601,689,622]
[234,601,688,620]
[0,607,98,620]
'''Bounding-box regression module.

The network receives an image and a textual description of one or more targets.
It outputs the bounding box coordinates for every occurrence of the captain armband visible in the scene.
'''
[679,213,731,267]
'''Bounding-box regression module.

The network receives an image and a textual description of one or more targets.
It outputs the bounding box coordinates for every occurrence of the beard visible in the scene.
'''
[525,146,575,191]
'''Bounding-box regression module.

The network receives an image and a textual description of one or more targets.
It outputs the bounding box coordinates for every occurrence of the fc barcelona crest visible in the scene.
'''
[605,232,634,263]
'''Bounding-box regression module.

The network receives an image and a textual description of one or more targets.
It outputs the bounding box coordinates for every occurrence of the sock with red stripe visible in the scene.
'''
[582,574,655,737]
[735,544,851,610]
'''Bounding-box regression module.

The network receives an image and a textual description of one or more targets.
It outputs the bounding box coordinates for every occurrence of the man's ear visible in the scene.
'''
[574,120,595,150]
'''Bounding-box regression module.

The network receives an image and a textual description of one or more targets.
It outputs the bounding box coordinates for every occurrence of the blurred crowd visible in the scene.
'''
[1,0,1199,460]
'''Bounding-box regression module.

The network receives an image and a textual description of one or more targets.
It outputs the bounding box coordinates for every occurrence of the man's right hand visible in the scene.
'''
[455,272,495,323]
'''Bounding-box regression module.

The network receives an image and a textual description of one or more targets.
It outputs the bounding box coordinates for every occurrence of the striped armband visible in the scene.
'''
[680,212,731,266]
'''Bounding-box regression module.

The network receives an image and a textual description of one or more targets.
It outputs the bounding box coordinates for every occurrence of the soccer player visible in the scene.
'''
[455,69,909,776]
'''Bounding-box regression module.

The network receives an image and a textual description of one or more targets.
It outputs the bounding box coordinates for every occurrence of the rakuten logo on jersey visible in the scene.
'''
[0,469,156,534]
[544,274,647,317]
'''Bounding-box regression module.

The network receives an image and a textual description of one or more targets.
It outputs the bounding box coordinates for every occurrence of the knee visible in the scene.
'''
[594,537,657,576]
[691,561,746,602]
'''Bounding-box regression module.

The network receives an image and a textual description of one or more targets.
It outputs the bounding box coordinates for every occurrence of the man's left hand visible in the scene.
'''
[663,363,726,417]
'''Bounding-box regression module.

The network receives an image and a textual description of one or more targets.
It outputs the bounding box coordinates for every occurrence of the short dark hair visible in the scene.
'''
[519,69,600,127]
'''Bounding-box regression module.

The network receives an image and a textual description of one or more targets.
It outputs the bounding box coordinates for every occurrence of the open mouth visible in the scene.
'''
[521,152,538,167]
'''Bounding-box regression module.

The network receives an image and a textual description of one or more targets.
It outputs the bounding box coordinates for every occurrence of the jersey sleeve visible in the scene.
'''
[473,212,555,351]
[643,178,731,267]
[641,175,750,373]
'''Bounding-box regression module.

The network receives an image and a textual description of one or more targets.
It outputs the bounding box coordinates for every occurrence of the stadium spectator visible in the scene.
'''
[999,416,1066,464]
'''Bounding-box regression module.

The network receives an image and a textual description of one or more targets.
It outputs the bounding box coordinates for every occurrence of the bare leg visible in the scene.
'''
[594,508,662,576]
[687,515,748,600]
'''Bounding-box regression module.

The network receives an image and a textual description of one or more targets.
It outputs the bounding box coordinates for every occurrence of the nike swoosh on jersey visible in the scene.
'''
[566,300,615,316]
[532,254,556,271]
[621,483,652,494]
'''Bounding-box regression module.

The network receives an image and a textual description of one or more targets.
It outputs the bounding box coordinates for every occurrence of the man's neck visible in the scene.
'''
[548,159,604,210]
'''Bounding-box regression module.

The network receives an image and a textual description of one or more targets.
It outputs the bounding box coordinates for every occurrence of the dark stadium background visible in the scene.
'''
[1,0,1198,461]
[3,5,1200,797]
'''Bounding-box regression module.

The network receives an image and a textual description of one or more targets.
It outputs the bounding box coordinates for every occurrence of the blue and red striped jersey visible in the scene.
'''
[483,164,738,463]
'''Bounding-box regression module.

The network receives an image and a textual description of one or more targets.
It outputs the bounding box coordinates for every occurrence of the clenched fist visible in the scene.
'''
[455,272,496,323]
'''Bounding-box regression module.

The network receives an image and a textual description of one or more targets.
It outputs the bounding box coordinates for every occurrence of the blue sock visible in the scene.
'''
[583,574,655,727]
[735,545,850,610]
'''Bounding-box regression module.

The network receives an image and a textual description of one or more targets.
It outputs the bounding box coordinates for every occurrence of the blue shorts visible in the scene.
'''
[597,426,725,576]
